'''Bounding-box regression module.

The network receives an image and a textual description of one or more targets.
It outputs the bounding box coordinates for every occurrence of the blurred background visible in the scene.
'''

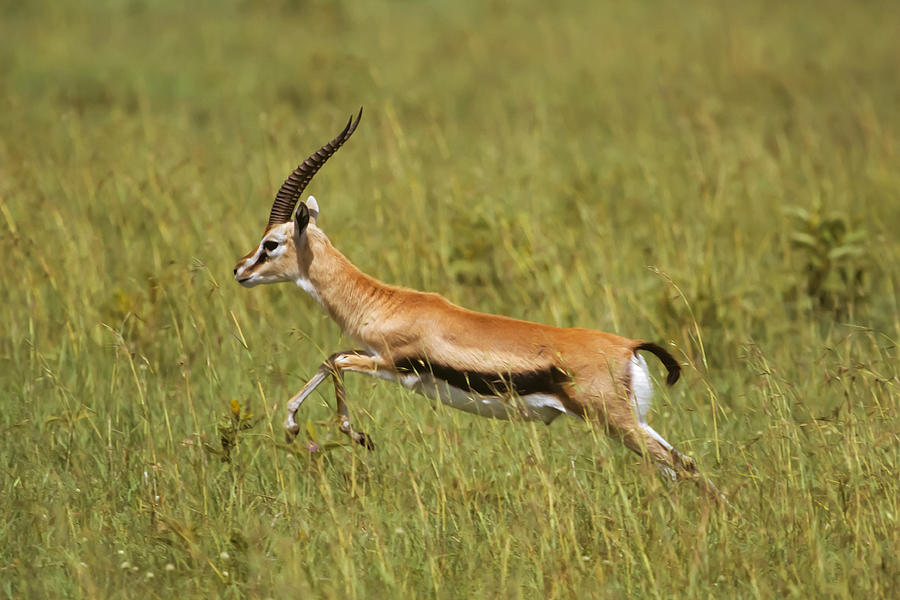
[1,0,898,597]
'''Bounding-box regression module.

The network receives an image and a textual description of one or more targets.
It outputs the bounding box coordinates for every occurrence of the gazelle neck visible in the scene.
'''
[297,226,396,341]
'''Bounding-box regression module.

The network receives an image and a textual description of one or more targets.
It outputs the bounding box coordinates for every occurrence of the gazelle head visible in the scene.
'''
[233,109,362,287]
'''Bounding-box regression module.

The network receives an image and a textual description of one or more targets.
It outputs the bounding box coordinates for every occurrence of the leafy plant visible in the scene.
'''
[784,204,870,314]
[204,399,259,463]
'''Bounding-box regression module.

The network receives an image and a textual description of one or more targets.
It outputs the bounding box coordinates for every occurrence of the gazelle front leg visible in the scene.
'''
[331,365,375,450]
[284,366,332,442]
[284,350,388,448]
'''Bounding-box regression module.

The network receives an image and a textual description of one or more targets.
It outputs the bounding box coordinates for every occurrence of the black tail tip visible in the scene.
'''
[636,342,681,386]
[666,368,681,386]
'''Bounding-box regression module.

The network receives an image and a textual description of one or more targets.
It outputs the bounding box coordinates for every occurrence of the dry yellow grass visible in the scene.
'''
[1,1,898,597]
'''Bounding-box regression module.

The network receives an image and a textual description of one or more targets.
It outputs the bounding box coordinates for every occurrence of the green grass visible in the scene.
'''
[2,0,899,597]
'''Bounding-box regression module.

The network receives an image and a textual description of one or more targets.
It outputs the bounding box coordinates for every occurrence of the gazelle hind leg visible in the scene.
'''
[626,356,726,503]
[639,423,697,476]
[627,355,692,472]
[616,423,682,477]
[636,423,728,505]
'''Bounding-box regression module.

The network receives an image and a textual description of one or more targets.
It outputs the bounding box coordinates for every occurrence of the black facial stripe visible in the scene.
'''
[395,357,569,397]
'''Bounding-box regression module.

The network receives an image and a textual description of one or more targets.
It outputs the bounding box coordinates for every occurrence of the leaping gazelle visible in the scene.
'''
[234,109,724,500]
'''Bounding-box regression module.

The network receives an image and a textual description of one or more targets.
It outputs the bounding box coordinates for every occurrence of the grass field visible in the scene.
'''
[2,0,899,597]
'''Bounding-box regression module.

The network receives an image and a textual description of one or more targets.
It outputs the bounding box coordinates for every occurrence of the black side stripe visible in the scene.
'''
[394,357,569,397]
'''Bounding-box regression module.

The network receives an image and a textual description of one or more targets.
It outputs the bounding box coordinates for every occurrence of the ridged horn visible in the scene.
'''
[267,107,363,228]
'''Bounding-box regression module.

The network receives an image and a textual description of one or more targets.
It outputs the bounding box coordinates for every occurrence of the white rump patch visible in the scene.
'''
[629,353,653,423]
[629,355,678,452]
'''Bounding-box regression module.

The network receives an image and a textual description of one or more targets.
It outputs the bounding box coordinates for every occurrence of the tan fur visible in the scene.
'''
[235,208,726,502]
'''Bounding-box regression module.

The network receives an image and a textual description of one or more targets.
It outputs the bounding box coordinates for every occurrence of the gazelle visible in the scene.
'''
[234,109,723,498]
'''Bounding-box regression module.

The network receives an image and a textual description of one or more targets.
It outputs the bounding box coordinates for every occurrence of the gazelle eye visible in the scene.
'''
[263,240,279,252]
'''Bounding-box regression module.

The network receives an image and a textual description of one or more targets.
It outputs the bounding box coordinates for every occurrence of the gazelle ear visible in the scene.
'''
[306,196,319,224]
[295,202,310,233]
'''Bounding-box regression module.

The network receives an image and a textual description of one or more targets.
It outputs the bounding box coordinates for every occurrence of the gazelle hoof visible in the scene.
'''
[284,424,300,444]
[356,432,375,451]
[672,449,698,474]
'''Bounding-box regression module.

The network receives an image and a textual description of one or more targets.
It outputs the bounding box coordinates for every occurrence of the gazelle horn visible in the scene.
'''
[267,107,363,228]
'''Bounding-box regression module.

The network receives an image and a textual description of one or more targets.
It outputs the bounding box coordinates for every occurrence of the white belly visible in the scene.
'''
[345,357,579,424]
[403,373,577,424]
